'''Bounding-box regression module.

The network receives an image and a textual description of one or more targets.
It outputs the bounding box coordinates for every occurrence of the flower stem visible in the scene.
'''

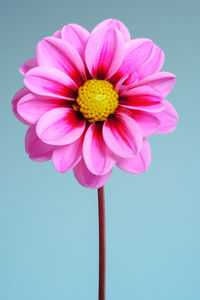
[98,186,106,300]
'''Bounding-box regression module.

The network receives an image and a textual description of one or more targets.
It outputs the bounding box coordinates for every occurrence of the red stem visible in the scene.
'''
[98,186,106,300]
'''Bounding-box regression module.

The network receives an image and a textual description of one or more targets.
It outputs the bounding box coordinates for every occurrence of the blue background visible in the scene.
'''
[1,0,200,299]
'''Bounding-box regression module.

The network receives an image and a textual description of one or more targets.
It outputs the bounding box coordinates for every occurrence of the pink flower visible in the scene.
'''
[12,19,178,189]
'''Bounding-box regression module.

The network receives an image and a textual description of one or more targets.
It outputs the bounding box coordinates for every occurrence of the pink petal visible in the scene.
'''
[36,107,85,146]
[131,110,161,137]
[116,138,151,174]
[155,100,179,134]
[37,37,86,86]
[120,85,162,99]
[25,125,54,162]
[103,112,143,158]
[12,87,31,125]
[114,74,129,93]
[61,24,90,59]
[17,92,70,124]
[115,106,133,117]
[85,27,125,80]
[110,39,153,84]
[73,159,113,189]
[135,72,176,97]
[83,123,116,175]
[119,86,165,112]
[19,57,38,75]
[92,18,131,42]
[53,30,62,38]
[137,45,165,80]
[52,136,83,173]
[122,71,139,86]
[118,72,139,94]
[24,66,77,99]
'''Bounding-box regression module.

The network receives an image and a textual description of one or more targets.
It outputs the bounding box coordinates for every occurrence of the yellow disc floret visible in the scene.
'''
[74,79,119,123]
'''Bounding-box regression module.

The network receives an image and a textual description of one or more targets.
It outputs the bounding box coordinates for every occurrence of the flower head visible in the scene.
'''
[12,19,178,188]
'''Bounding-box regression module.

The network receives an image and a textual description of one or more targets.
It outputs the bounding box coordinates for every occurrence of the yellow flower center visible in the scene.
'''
[73,79,119,123]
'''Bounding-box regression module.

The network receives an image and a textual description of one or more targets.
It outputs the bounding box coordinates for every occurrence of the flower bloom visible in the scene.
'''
[12,19,178,188]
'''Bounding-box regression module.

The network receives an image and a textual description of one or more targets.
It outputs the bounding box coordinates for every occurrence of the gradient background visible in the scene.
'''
[1,0,200,299]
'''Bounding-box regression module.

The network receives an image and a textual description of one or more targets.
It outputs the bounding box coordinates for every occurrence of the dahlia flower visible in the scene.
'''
[12,18,178,189]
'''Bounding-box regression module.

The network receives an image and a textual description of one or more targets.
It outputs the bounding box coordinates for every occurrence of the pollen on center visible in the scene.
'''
[73,79,119,123]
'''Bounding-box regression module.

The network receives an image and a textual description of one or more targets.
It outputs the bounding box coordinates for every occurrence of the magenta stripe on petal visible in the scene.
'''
[36,107,86,146]
[116,138,151,174]
[24,66,77,99]
[83,122,116,175]
[73,159,113,189]
[119,86,165,113]
[85,27,125,80]
[103,112,143,158]
[37,37,86,86]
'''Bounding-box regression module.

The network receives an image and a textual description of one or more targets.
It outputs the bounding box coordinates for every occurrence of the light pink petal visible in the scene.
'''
[120,85,162,98]
[25,125,54,162]
[73,159,113,189]
[110,39,153,84]
[53,30,61,38]
[17,92,70,124]
[114,74,129,93]
[155,100,179,134]
[92,18,131,42]
[85,27,125,80]
[37,37,86,86]
[52,136,83,173]
[119,102,165,113]
[116,138,151,174]
[137,45,165,80]
[135,72,176,97]
[131,110,161,137]
[115,106,133,117]
[103,112,143,158]
[118,72,139,94]
[19,57,38,75]
[24,66,77,99]
[119,86,166,112]
[61,24,90,59]
[36,107,85,146]
[83,123,116,175]
[122,71,139,86]
[12,87,31,125]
